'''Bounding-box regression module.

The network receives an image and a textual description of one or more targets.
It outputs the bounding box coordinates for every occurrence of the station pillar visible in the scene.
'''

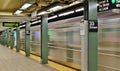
[40,15,48,64]
[3,31,5,45]
[5,30,8,46]
[2,31,5,45]
[81,0,98,71]
[1,32,4,45]
[10,28,14,49]
[25,22,30,56]
[6,29,10,47]
[16,27,20,52]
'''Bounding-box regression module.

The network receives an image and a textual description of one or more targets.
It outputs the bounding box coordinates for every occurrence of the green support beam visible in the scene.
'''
[5,30,7,46]
[25,22,30,56]
[82,0,98,71]
[10,28,14,49]
[8,29,11,47]
[6,29,10,47]
[41,15,48,64]
[2,32,5,45]
[16,27,20,52]
[0,33,3,45]
[2,31,5,45]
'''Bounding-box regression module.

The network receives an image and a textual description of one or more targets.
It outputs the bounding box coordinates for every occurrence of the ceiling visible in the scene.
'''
[0,0,27,13]
[0,0,79,31]
[0,0,82,31]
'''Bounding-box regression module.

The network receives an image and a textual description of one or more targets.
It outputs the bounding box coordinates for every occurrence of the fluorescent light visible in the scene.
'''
[38,11,47,15]
[76,8,84,12]
[14,10,22,14]
[59,11,74,16]
[48,6,63,11]
[32,20,41,24]
[20,3,32,10]
[13,28,16,30]
[37,17,41,19]
[70,1,81,6]
[48,15,57,20]
[20,25,25,28]
[97,4,99,6]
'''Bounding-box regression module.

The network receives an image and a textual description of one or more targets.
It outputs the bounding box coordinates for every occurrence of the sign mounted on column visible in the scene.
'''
[26,30,30,35]
[88,20,98,32]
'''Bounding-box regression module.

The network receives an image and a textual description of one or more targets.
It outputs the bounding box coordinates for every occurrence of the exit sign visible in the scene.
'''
[3,22,19,27]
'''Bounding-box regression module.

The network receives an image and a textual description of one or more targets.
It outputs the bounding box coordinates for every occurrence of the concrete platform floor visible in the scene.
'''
[0,45,58,71]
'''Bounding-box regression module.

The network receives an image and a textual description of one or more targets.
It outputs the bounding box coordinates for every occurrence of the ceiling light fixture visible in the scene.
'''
[20,3,32,10]
[48,6,63,11]
[97,4,99,6]
[76,8,84,12]
[20,25,25,28]
[14,10,23,14]
[48,15,58,20]
[59,11,74,16]
[38,11,47,15]
[32,20,41,24]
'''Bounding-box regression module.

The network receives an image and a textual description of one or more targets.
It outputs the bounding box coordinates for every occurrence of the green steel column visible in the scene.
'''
[2,32,5,45]
[8,29,11,47]
[3,31,7,45]
[16,27,20,52]
[2,33,4,45]
[0,35,1,44]
[41,15,48,64]
[83,0,98,71]
[25,22,30,56]
[1,33,3,44]
[6,29,10,47]
[2,32,4,45]
[6,29,8,46]
[10,28,14,49]
[3,31,5,45]
[0,33,2,44]
[5,30,7,45]
[1,33,3,45]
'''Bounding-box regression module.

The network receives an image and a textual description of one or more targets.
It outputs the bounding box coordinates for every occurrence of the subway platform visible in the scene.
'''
[0,45,58,71]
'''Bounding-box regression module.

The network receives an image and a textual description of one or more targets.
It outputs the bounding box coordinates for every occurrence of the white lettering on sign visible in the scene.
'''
[116,4,120,7]
[89,21,97,29]
[116,0,120,3]
[98,0,110,12]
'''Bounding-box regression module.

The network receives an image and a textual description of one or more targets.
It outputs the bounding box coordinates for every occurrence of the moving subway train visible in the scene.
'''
[14,10,120,71]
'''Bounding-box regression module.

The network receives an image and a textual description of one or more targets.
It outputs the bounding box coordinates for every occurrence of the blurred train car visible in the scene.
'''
[19,12,120,70]
[30,26,41,55]
[98,12,120,71]
[29,16,82,69]
[20,29,25,50]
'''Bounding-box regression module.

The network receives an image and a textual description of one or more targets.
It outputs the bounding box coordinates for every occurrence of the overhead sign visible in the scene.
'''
[3,22,19,27]
[98,0,120,12]
[116,0,120,8]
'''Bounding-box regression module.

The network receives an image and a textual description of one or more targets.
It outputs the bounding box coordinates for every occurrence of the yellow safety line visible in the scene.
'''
[48,56,80,69]
[12,48,77,71]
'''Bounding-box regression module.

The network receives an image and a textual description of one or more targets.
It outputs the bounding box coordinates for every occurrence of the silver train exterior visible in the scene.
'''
[19,14,120,71]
